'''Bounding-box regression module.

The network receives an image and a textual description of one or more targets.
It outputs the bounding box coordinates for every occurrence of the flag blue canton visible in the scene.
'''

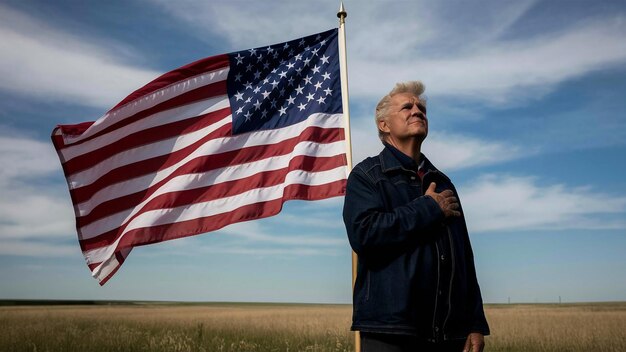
[226,29,342,135]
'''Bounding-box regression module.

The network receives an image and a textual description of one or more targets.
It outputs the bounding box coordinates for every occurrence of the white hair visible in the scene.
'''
[375,81,426,142]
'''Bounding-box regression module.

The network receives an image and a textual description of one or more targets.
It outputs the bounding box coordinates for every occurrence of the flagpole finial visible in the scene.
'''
[337,2,347,24]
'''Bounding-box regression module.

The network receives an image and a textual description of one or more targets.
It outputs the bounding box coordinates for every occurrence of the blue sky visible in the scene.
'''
[0,0,625,304]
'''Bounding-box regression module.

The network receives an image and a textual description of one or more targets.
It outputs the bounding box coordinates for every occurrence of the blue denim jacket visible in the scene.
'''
[343,146,490,341]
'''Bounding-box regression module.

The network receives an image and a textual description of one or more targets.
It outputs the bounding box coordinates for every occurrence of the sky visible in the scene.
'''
[0,0,625,304]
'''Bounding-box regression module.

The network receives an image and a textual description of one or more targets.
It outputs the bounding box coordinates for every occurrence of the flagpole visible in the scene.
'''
[337,3,359,352]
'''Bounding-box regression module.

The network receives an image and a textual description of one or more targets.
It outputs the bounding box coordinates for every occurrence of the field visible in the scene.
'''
[0,301,625,351]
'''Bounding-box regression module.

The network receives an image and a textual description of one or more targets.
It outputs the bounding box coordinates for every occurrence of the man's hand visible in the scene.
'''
[463,332,485,352]
[425,182,461,218]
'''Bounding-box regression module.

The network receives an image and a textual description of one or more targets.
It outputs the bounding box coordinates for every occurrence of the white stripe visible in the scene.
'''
[92,247,131,282]
[67,112,231,188]
[82,165,347,265]
[63,67,230,146]
[77,140,346,238]
[60,95,230,162]
[70,112,343,191]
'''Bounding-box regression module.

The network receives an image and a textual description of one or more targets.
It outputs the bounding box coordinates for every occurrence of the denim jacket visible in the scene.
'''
[343,146,490,341]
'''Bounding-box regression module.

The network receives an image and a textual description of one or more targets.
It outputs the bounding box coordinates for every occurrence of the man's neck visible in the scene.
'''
[385,138,422,163]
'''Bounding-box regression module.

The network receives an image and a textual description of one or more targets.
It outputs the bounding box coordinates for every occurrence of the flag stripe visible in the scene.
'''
[70,113,342,207]
[76,139,346,229]
[61,58,230,146]
[84,170,346,265]
[61,97,231,169]
[79,153,346,250]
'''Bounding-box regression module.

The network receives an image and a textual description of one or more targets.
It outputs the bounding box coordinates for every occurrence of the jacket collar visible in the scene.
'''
[378,144,438,174]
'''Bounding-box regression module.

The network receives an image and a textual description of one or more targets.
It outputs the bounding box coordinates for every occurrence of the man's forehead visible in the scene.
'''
[390,92,421,104]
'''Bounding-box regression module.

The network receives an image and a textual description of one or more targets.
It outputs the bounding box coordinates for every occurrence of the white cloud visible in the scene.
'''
[0,4,160,108]
[0,135,76,256]
[460,174,626,233]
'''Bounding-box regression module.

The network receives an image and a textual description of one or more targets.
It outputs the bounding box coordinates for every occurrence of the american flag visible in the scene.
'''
[51,29,347,285]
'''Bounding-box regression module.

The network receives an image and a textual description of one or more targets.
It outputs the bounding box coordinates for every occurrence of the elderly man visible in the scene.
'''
[343,81,490,352]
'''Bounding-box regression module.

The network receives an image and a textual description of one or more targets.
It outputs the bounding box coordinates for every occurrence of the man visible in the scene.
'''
[343,81,490,352]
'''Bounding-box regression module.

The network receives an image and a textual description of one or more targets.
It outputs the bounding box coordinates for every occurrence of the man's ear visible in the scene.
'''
[378,118,390,134]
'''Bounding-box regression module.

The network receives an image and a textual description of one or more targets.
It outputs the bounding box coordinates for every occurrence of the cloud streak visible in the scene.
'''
[0,4,160,108]
[460,174,626,233]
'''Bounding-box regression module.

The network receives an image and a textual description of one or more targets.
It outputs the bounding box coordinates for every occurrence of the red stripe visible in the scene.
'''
[78,154,347,250]
[111,55,229,111]
[62,107,231,174]
[83,180,346,256]
[63,79,229,148]
[70,126,345,204]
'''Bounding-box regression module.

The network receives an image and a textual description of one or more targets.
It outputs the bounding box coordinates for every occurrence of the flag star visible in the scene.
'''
[261,110,268,118]
[270,80,279,88]
[295,85,304,95]
[271,67,279,74]
[246,63,253,72]
[314,81,323,91]
[306,92,315,102]
[278,70,288,78]
[317,96,326,104]
[253,86,261,94]
[234,91,244,101]
[270,99,278,108]
[322,72,331,80]
[303,75,313,85]
[244,110,252,121]
[245,96,252,103]
[320,55,330,64]
[249,48,257,56]
[294,53,302,61]
[287,77,295,86]
[267,46,274,53]
[324,88,332,96]
[304,46,310,51]
[263,77,269,84]
[273,52,279,59]
[236,106,244,114]
[235,53,244,65]
[319,39,327,46]
[261,90,271,99]
[263,61,270,70]
[299,38,306,47]
[303,57,311,66]
[234,73,243,82]
[315,34,321,41]
[253,99,262,110]
[279,88,286,96]
[286,62,295,69]
[256,53,263,62]
[287,96,296,105]
[297,102,307,111]
[311,65,321,74]
[295,67,303,75]
[244,81,253,90]
[283,42,289,49]
[289,49,295,56]
[277,106,287,116]
[253,70,262,79]
[311,48,319,56]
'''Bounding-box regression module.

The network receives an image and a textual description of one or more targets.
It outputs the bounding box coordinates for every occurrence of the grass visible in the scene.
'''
[0,301,624,351]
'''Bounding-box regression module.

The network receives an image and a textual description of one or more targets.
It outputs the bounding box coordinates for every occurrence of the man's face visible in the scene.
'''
[378,92,428,143]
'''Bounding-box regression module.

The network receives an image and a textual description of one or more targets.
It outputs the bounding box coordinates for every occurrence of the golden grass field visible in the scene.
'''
[0,301,625,351]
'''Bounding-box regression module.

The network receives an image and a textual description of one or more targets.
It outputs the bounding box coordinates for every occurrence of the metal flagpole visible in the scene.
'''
[336,3,359,352]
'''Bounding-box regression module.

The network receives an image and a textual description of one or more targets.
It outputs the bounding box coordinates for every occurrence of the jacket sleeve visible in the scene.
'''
[342,166,444,256]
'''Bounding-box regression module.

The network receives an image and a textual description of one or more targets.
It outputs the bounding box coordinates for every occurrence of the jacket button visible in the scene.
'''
[435,327,439,332]
[438,290,442,296]
[440,255,445,261]
[410,176,416,180]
